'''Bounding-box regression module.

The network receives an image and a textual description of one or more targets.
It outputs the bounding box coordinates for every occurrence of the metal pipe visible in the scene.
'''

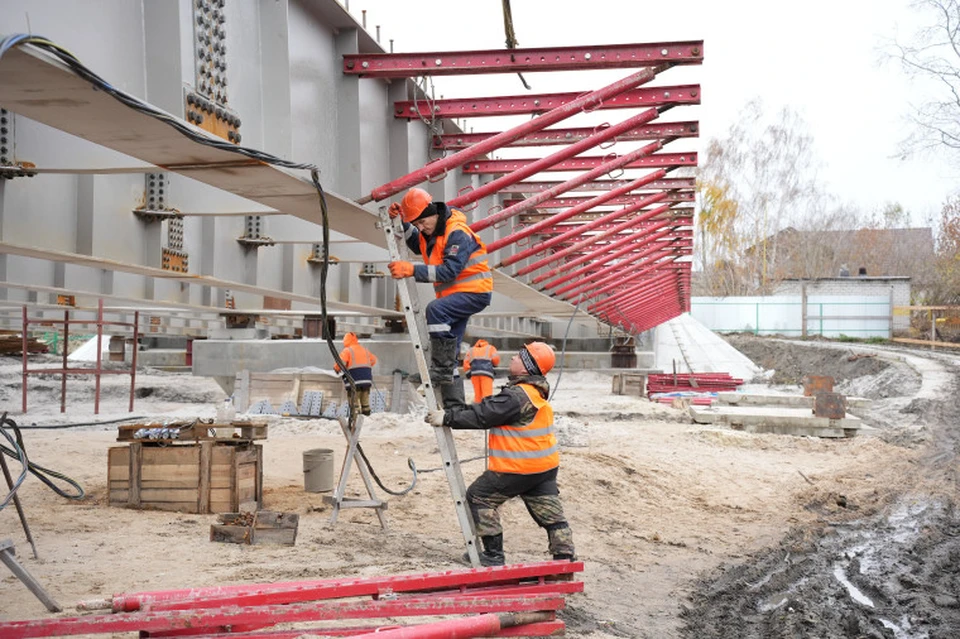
[359,64,670,203]
[450,112,662,212]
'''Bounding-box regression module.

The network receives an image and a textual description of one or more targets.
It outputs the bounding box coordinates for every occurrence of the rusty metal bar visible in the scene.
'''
[343,41,704,78]
[359,65,670,203]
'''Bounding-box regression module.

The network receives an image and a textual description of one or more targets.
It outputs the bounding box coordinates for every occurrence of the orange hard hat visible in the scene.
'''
[522,342,556,375]
[400,187,433,223]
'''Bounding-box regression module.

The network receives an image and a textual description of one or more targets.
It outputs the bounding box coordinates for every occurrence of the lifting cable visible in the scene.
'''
[0,35,416,501]
[501,0,531,90]
[0,412,85,506]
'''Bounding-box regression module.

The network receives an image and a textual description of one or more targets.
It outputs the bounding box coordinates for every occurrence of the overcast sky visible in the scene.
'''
[348,0,957,227]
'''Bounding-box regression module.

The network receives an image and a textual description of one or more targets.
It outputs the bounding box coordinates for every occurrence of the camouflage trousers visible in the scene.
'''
[466,467,576,558]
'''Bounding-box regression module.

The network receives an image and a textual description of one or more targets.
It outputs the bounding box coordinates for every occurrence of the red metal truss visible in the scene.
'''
[560,244,690,302]
[487,190,670,254]
[434,121,698,150]
[529,191,694,210]
[363,65,668,202]
[498,176,694,194]
[534,217,695,233]
[395,85,699,119]
[511,206,682,274]
[462,151,696,174]
[343,41,703,77]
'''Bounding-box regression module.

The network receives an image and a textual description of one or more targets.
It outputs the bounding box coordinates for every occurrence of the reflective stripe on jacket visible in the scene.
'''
[465,341,499,379]
[487,383,559,474]
[335,337,377,387]
[418,210,493,298]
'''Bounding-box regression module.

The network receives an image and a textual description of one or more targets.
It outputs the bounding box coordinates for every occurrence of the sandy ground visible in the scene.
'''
[0,338,957,638]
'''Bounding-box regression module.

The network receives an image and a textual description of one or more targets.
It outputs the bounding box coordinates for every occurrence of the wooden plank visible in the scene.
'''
[129,443,142,507]
[140,488,201,503]
[198,441,213,514]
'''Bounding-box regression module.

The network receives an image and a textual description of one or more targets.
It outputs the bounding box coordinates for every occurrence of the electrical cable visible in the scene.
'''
[0,412,85,504]
[16,416,150,430]
[549,293,585,401]
[0,34,413,502]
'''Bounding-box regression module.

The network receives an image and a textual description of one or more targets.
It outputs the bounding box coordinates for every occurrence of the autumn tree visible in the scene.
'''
[696,100,824,294]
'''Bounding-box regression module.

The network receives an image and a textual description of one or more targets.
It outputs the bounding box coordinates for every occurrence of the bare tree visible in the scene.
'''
[892,0,960,156]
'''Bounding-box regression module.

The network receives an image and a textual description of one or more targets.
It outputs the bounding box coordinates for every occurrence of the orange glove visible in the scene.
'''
[388,202,402,218]
[389,261,414,279]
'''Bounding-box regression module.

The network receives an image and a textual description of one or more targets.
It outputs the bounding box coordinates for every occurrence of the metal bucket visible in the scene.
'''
[302,448,334,493]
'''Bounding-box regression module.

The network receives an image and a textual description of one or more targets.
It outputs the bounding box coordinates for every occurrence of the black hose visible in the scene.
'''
[17,416,150,429]
[0,412,85,503]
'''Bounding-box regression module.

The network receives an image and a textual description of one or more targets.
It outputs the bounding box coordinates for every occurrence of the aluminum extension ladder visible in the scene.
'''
[379,206,482,567]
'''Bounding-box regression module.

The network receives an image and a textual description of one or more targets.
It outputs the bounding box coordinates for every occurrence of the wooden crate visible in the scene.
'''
[611,372,647,396]
[108,442,262,514]
[210,511,299,546]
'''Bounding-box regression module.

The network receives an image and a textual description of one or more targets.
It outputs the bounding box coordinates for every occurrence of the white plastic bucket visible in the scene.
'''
[302,448,334,493]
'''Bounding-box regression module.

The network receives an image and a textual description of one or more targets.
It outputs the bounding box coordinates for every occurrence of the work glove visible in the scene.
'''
[388,202,402,218]
[389,261,414,279]
[425,409,446,427]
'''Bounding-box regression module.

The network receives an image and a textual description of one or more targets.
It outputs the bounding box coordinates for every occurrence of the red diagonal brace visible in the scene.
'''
[343,41,704,78]
[555,241,684,302]
[434,121,699,150]
[534,215,677,287]
[395,85,699,119]
[532,191,694,210]
[462,151,696,174]
[360,65,669,203]
[498,177,694,194]
[466,153,666,232]
[445,110,662,212]
[575,250,685,305]
[505,197,673,271]
[480,173,667,246]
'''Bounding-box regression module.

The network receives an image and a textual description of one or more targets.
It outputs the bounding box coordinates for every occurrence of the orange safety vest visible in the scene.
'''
[419,210,493,298]
[487,383,559,474]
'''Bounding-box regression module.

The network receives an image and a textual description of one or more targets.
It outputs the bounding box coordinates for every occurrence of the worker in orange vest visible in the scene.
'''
[425,342,575,567]
[333,332,378,416]
[387,188,493,410]
[464,339,500,402]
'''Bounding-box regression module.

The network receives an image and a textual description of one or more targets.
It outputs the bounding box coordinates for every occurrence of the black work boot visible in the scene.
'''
[428,337,459,384]
[439,377,466,410]
[461,534,505,567]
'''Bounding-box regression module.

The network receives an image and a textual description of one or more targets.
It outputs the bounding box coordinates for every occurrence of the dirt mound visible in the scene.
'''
[723,334,890,386]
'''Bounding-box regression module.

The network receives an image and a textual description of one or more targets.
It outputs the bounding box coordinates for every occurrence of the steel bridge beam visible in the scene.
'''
[343,41,704,77]
[498,177,694,194]
[434,122,698,150]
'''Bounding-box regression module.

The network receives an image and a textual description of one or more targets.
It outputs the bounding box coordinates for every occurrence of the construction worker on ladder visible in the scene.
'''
[388,187,493,409]
[425,342,576,567]
[333,332,378,416]
[464,338,500,402]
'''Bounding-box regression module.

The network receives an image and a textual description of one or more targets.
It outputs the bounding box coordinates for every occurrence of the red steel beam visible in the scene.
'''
[361,65,669,203]
[499,177,694,194]
[507,202,675,272]
[441,110,661,214]
[464,150,667,230]
[86,562,583,613]
[590,265,685,313]
[572,249,687,304]
[553,240,686,300]
[395,85,699,119]
[534,218,680,287]
[0,595,566,638]
[343,41,704,78]
[462,151,696,174]
[524,206,693,226]
[486,189,669,254]
[434,121,698,150]
[531,191,693,209]
[536,223,693,237]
